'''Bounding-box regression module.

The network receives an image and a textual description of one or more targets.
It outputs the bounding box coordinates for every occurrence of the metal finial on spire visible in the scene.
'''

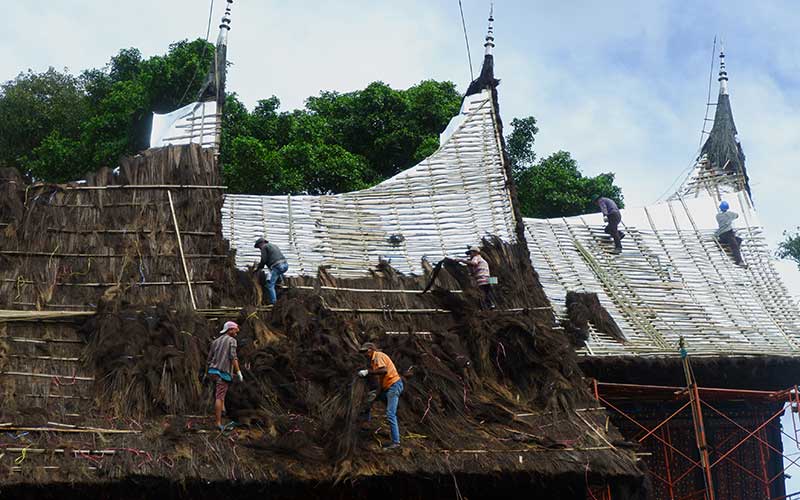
[484,3,495,56]
[220,0,233,31]
[718,43,728,96]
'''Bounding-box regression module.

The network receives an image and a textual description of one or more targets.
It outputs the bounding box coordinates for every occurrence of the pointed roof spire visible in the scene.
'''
[718,43,728,95]
[697,45,751,199]
[484,3,495,56]
[465,5,499,97]
[198,0,234,106]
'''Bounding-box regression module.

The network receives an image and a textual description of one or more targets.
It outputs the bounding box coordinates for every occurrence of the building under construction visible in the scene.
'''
[1,3,799,499]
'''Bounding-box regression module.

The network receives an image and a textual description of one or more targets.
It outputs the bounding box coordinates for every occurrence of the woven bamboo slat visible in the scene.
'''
[221,90,516,278]
[525,193,800,358]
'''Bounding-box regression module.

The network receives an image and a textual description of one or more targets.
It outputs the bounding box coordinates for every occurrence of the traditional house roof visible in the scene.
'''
[222,12,517,277]
[525,193,800,358]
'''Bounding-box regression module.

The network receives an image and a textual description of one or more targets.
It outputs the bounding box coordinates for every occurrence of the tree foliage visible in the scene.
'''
[505,117,624,219]
[220,80,460,194]
[506,116,539,177]
[0,38,625,218]
[778,229,800,269]
[0,39,214,180]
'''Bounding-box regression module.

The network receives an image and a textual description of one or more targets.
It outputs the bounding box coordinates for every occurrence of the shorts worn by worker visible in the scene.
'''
[208,369,231,402]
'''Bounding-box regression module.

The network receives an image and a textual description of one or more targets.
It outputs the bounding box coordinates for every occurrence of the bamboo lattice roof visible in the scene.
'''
[525,193,800,358]
[222,89,516,277]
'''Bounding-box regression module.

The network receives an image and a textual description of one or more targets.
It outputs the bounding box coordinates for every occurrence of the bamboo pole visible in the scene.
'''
[167,190,197,310]
[1,426,140,434]
[31,184,227,190]
[0,250,226,258]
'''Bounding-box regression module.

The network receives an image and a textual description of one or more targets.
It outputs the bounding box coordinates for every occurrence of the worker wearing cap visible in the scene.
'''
[208,321,243,430]
[254,238,288,304]
[358,342,403,449]
[594,195,625,254]
[715,201,746,267]
[458,246,496,309]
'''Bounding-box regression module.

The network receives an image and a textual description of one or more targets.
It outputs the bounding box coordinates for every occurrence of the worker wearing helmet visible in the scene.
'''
[715,201,746,267]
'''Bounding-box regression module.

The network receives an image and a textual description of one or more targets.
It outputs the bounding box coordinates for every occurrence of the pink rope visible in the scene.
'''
[419,394,433,423]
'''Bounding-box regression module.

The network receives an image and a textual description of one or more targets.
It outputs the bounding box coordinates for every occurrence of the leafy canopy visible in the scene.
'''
[778,229,800,270]
[0,38,625,218]
[506,117,624,219]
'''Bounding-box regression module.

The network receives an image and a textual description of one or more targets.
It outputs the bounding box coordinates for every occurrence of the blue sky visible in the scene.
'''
[2,0,800,492]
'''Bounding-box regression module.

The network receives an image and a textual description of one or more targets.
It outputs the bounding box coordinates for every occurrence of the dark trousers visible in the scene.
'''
[604,211,623,249]
[718,230,744,264]
[479,284,496,309]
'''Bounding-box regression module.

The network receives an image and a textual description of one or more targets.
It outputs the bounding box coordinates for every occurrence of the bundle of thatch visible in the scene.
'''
[0,145,254,310]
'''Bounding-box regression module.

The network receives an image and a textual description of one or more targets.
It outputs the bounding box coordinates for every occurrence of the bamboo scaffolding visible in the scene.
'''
[524,194,800,358]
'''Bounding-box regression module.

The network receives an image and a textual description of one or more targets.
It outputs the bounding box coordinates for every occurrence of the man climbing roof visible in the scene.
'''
[207,321,243,431]
[358,342,404,449]
[254,238,288,305]
[715,200,746,267]
[594,195,625,254]
[457,246,496,309]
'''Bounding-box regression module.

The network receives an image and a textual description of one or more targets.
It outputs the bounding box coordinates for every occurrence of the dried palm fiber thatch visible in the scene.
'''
[563,291,626,347]
[216,239,600,473]
[79,303,215,417]
[0,145,643,492]
[0,145,254,310]
[0,329,8,371]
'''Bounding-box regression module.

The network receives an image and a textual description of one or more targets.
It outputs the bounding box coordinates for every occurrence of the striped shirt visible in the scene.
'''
[207,334,237,376]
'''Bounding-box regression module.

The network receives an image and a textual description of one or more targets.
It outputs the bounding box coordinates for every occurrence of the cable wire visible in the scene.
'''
[458,0,474,81]
[177,0,216,106]
[655,37,719,203]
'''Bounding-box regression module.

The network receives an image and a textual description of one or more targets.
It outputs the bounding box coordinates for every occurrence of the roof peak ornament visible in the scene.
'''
[484,3,495,56]
[718,43,728,96]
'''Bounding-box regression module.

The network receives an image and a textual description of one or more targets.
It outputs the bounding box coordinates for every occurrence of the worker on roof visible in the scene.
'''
[715,201,746,267]
[208,321,243,431]
[594,195,625,254]
[254,238,288,304]
[457,246,496,309]
[358,342,404,450]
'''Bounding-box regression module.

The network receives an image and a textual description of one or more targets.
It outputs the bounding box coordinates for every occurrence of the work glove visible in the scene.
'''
[366,390,377,403]
[358,369,369,377]
[237,371,244,383]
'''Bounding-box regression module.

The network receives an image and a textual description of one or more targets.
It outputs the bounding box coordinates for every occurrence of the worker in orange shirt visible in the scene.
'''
[358,342,404,449]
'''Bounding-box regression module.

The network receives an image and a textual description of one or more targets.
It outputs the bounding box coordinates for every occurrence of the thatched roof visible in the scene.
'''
[0,145,645,498]
[700,92,750,198]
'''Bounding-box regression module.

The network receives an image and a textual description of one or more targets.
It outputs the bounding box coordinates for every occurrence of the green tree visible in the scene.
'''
[305,80,460,182]
[516,150,624,219]
[778,229,800,269]
[0,68,90,177]
[506,116,539,177]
